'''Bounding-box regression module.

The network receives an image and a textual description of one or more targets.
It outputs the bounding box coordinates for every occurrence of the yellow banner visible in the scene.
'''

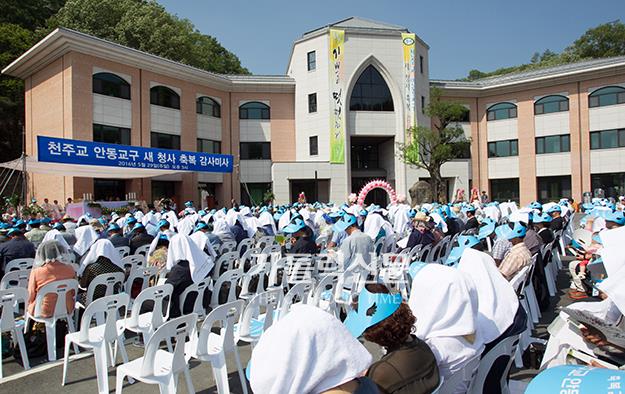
[329,29,345,164]
[402,33,417,159]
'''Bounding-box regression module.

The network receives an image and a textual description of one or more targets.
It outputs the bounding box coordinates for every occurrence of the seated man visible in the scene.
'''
[497,221,532,281]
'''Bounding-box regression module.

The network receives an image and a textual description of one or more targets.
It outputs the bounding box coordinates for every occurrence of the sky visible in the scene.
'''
[158,0,625,80]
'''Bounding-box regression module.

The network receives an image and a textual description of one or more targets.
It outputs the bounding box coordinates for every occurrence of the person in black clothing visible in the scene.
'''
[77,239,125,304]
[548,205,565,232]
[231,220,247,245]
[284,218,317,254]
[534,213,554,244]
[128,223,154,254]
[406,214,435,250]
[463,206,479,233]
[107,223,130,248]
[0,228,36,275]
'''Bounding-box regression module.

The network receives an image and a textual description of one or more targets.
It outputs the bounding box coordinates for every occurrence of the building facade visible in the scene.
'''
[3,17,625,206]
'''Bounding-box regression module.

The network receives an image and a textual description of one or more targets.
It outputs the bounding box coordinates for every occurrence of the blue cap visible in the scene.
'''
[0,223,11,230]
[328,210,346,220]
[133,223,145,231]
[198,210,207,217]
[195,222,209,231]
[478,218,497,240]
[408,209,417,219]
[7,228,22,236]
[495,221,527,240]
[185,201,193,207]
[157,219,170,228]
[126,216,137,224]
[27,219,40,226]
[14,220,25,228]
[273,212,284,221]
[547,205,562,214]
[446,235,481,266]
[333,214,358,233]
[53,222,65,230]
[533,212,553,224]
[107,223,121,232]
[605,210,625,225]
[463,205,476,214]
[282,218,306,234]
[529,201,543,210]
[343,287,403,338]
[42,217,52,224]
[592,234,603,245]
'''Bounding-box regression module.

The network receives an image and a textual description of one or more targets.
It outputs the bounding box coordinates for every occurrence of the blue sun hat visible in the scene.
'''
[546,205,562,214]
[605,210,625,225]
[463,205,476,214]
[185,201,193,208]
[446,235,481,266]
[157,219,170,229]
[27,219,40,226]
[408,262,427,279]
[7,228,22,236]
[478,218,497,240]
[282,218,306,234]
[495,221,527,240]
[329,210,346,221]
[133,223,145,231]
[42,217,52,224]
[343,287,403,338]
[53,222,65,231]
[333,214,358,233]
[106,223,120,233]
[195,222,209,232]
[533,212,553,224]
[0,223,11,230]
[529,201,543,211]
[408,209,417,219]
[14,220,26,228]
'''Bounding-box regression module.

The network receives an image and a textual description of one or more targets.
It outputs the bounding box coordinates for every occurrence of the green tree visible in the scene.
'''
[399,88,470,203]
[48,0,249,74]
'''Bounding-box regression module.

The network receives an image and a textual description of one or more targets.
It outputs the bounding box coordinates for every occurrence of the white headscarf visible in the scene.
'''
[249,304,372,394]
[78,239,124,275]
[598,245,625,315]
[190,231,217,259]
[34,239,71,268]
[278,210,291,232]
[392,204,411,235]
[258,211,277,234]
[457,248,519,344]
[42,229,71,252]
[176,215,196,236]
[73,225,99,256]
[212,219,233,239]
[363,213,393,241]
[166,234,214,283]
[409,264,478,340]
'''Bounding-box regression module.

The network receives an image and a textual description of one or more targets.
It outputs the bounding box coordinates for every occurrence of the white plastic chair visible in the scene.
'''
[115,313,198,394]
[189,300,247,394]
[239,261,269,301]
[115,246,130,258]
[24,278,79,361]
[0,269,30,290]
[134,244,151,257]
[178,277,212,321]
[260,243,281,256]
[236,238,255,258]
[210,268,243,309]
[5,258,34,272]
[309,274,339,317]
[125,266,158,306]
[238,247,261,271]
[121,254,146,272]
[436,353,480,394]
[408,244,422,262]
[62,293,130,394]
[123,284,172,345]
[212,251,239,280]
[0,288,30,378]
[76,272,126,316]
[255,235,275,251]
[219,240,237,255]
[266,257,288,293]
[234,289,281,347]
[277,282,313,320]
[468,335,520,394]
[373,236,385,256]
[417,243,433,262]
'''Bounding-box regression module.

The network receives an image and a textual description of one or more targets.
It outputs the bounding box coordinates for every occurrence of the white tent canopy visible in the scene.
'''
[0,157,185,179]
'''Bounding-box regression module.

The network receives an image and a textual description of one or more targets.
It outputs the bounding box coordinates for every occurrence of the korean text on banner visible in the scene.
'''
[37,136,233,173]
[402,33,417,161]
[329,29,345,164]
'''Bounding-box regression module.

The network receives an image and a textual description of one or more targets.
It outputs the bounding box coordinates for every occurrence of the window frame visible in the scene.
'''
[150,86,180,109]
[92,72,131,100]
[93,123,131,146]
[349,65,394,112]
[535,134,571,154]
[309,136,318,156]
[240,142,271,160]
[196,96,221,118]
[589,86,625,108]
[308,93,317,113]
[534,95,569,115]
[150,132,181,150]
[590,129,625,150]
[197,138,221,154]
[307,51,316,71]
[486,102,517,121]
[239,101,270,120]
[419,55,424,74]
[487,139,519,158]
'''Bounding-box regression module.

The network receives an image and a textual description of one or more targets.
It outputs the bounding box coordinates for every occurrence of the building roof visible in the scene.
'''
[432,56,625,92]
[303,16,408,36]
[2,28,295,93]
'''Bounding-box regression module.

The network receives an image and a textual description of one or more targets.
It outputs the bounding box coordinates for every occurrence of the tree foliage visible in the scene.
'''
[399,88,470,203]
[48,0,249,74]
[463,20,625,81]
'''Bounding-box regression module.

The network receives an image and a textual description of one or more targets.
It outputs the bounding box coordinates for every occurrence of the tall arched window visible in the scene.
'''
[150,86,180,109]
[92,72,130,99]
[196,96,221,117]
[589,86,625,108]
[534,95,569,115]
[349,65,394,111]
[487,102,517,121]
[239,101,270,120]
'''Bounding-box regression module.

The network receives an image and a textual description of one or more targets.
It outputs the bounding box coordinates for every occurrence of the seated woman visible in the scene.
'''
[408,263,485,394]
[249,304,378,394]
[165,234,214,318]
[212,219,235,246]
[345,284,440,394]
[77,239,125,303]
[147,235,170,275]
[28,240,77,318]
[406,213,435,250]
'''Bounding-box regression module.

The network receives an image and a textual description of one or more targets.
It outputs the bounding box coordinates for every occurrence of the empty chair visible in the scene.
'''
[178,277,212,321]
[77,272,126,312]
[211,251,239,280]
[468,335,520,394]
[236,238,255,259]
[260,243,281,256]
[255,235,275,251]
[121,254,145,272]
[0,269,30,290]
[417,243,433,262]
[189,300,247,394]
[219,240,237,255]
[115,313,198,394]
[408,244,422,262]
[123,284,173,344]
[277,282,314,320]
[5,258,34,272]
[134,244,151,257]
[24,278,79,361]
[0,288,30,378]
[239,261,269,301]
[62,293,130,394]
[238,247,261,271]
[210,268,243,309]
[115,246,130,258]
[265,257,288,293]
[235,289,281,347]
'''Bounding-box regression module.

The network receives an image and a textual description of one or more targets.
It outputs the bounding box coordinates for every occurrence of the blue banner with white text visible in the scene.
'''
[37,136,233,173]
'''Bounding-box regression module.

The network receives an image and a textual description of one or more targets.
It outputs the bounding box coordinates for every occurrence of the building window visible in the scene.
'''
[419,55,424,74]
[590,129,625,150]
[591,172,625,198]
[241,182,272,206]
[589,86,625,108]
[239,102,270,120]
[487,102,517,121]
[240,142,271,160]
[309,136,318,156]
[150,86,180,109]
[197,138,221,154]
[537,176,571,203]
[536,134,570,154]
[308,93,317,113]
[487,139,518,158]
[196,96,221,117]
[151,132,180,150]
[490,178,519,203]
[92,72,130,100]
[152,181,176,200]
[93,124,131,146]
[459,109,470,123]
[421,96,426,113]
[534,95,569,115]
[349,65,394,111]
[307,51,316,71]
[351,143,379,170]
[94,179,126,201]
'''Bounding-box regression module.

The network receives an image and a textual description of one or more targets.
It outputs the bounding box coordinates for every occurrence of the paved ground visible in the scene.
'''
[0,259,578,393]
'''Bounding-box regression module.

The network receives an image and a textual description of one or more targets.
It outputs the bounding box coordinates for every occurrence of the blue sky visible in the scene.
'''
[159,0,624,80]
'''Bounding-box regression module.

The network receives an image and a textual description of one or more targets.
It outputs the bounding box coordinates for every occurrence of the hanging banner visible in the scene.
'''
[402,33,418,160]
[38,136,233,173]
[329,29,345,164]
